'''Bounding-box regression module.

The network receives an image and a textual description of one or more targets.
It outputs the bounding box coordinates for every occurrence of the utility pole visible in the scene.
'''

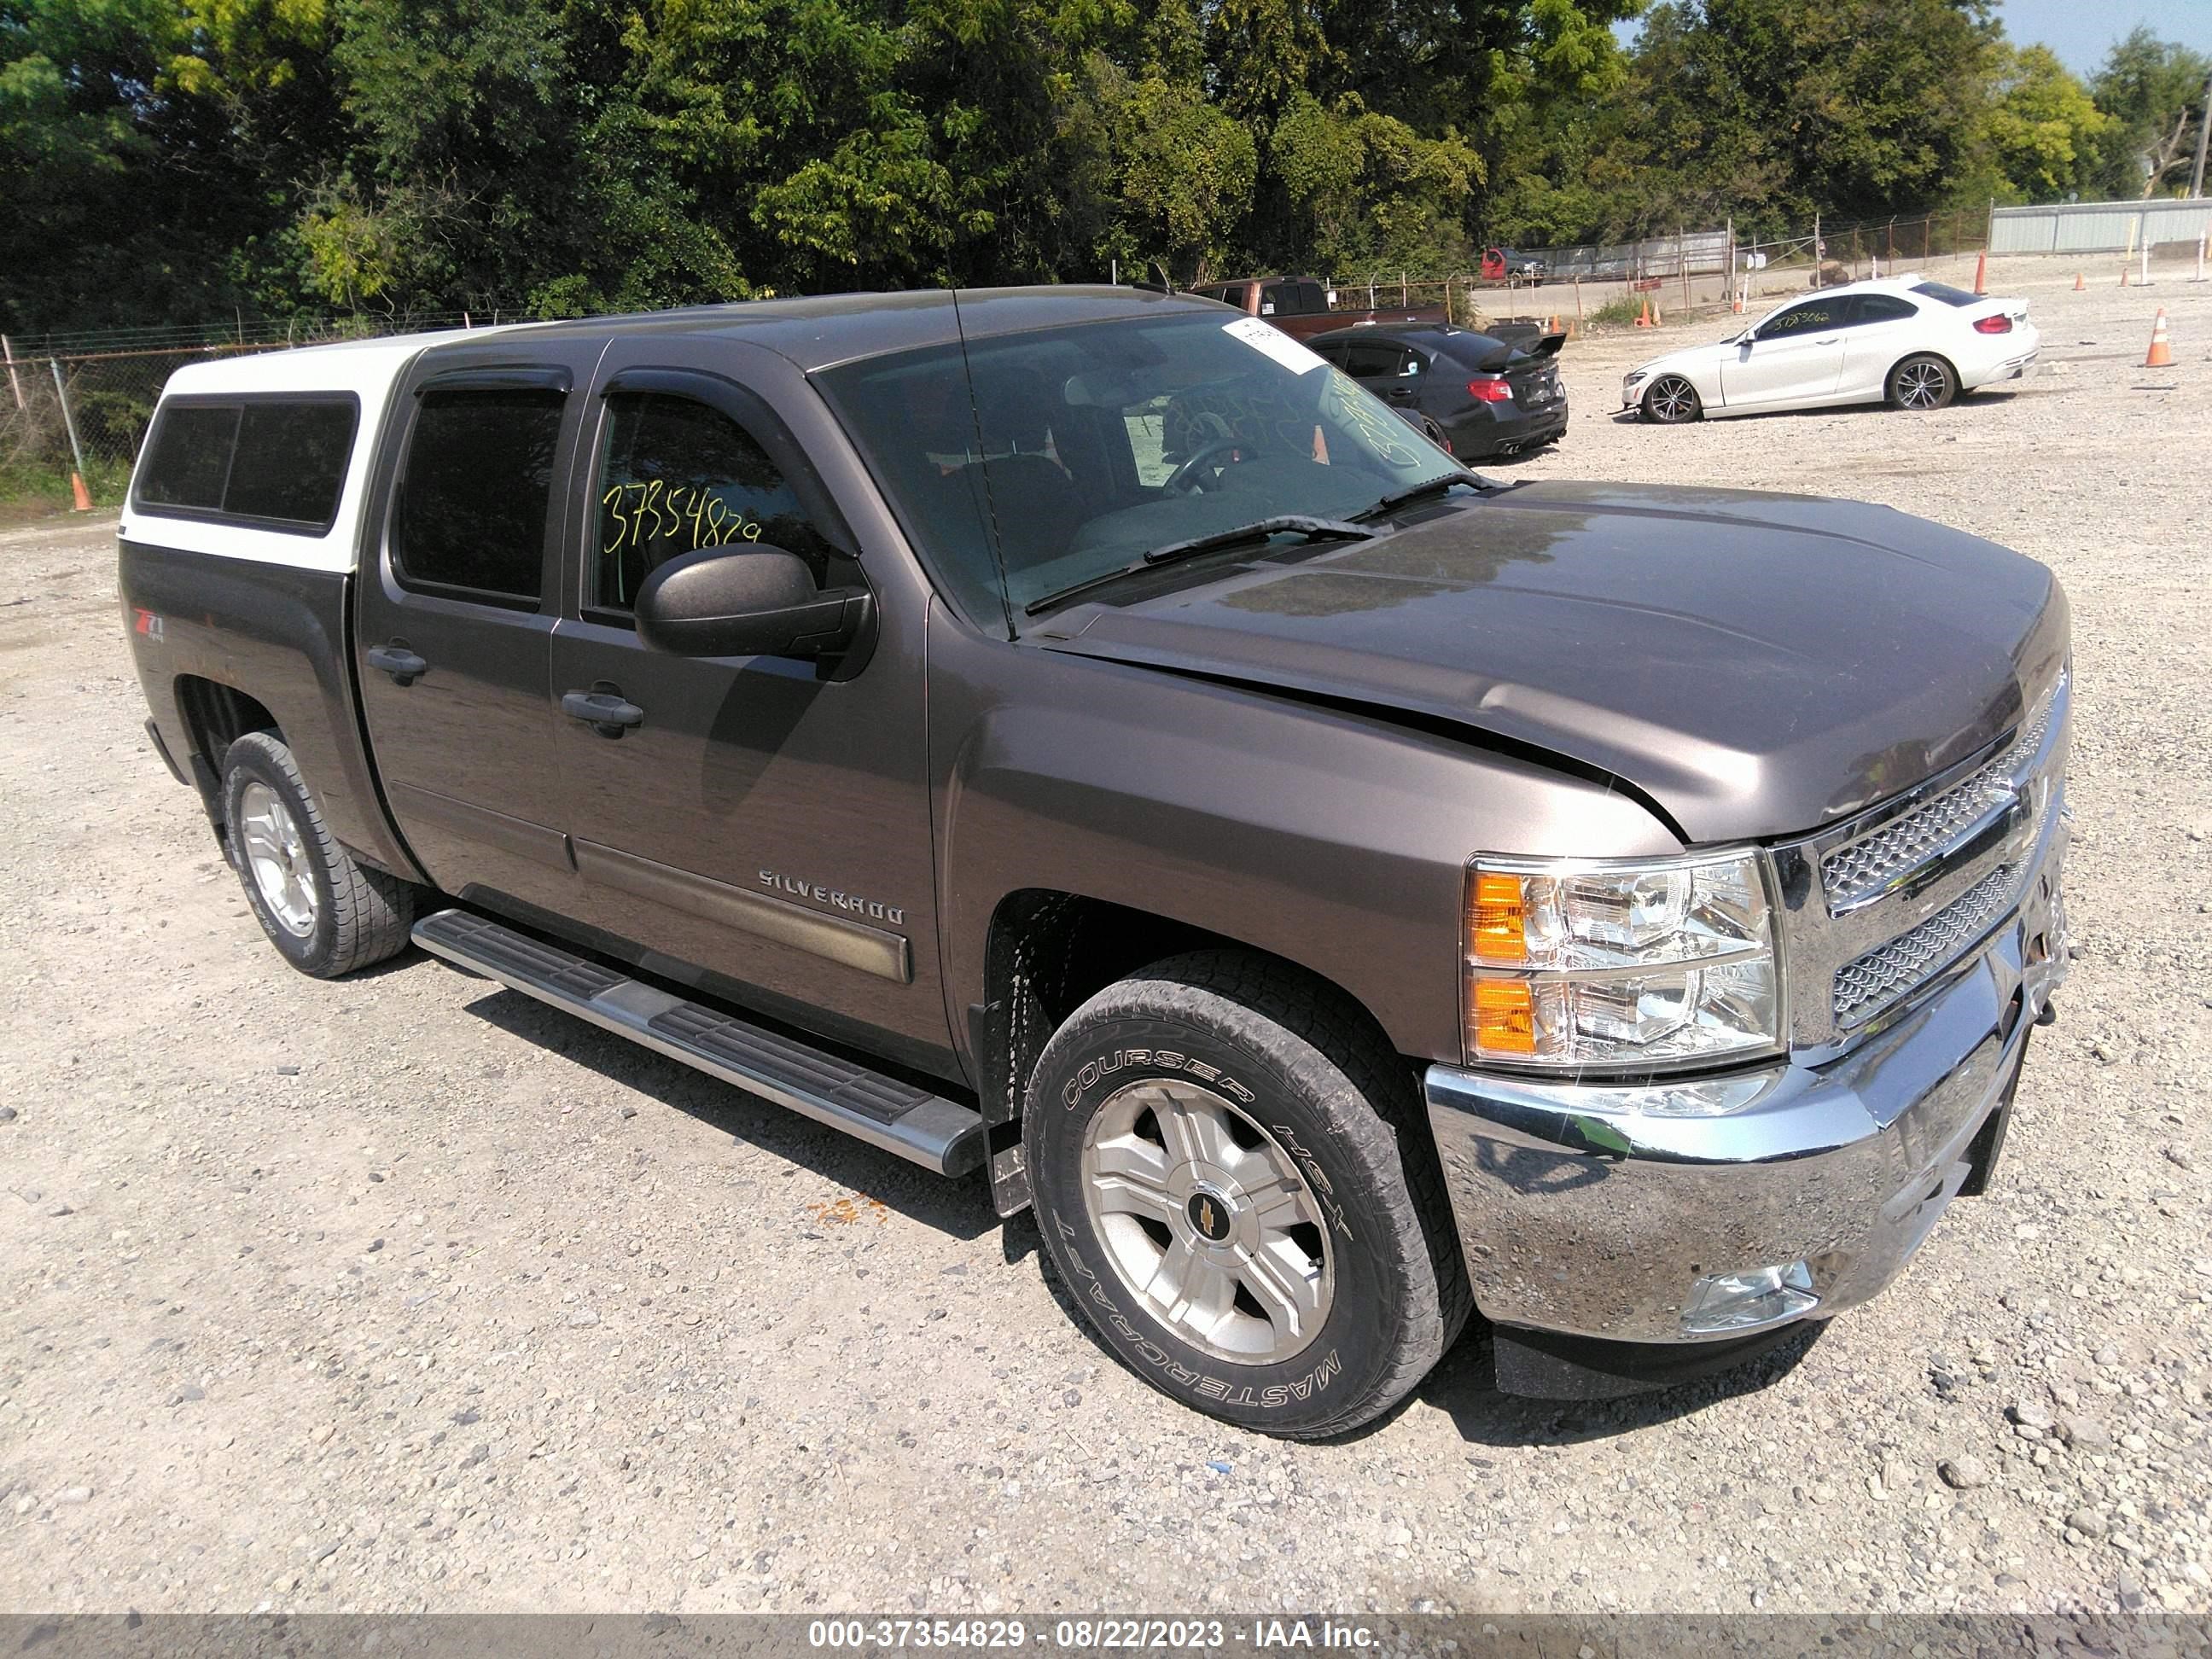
[2191,69,2211,201]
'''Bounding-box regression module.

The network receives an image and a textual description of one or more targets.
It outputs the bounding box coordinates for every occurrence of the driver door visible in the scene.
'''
[1720,298,1848,409]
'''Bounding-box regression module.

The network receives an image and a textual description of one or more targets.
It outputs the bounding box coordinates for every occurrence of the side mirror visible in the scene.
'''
[635,544,870,661]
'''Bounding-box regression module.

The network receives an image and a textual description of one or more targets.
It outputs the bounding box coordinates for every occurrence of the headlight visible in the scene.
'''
[1463,851,1781,1068]
[1622,370,1650,389]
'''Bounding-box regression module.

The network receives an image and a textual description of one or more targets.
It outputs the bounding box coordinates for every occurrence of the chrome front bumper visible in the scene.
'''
[1424,818,2068,1347]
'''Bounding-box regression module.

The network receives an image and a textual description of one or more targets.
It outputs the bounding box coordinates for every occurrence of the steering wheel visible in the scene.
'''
[1164,438,1258,495]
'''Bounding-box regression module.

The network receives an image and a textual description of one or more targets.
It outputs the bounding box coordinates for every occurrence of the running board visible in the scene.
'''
[411,908,987,1176]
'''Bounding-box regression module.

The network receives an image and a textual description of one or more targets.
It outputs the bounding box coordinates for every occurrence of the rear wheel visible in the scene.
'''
[1023,952,1470,1439]
[1887,354,1956,410]
[221,731,420,978]
[1640,375,1703,423]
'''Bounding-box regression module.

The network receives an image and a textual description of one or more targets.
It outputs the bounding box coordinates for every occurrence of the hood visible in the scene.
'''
[1637,335,1739,376]
[1029,481,2066,844]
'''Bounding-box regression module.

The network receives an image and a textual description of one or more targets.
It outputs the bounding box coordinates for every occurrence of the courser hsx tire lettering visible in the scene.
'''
[1022,951,1470,1439]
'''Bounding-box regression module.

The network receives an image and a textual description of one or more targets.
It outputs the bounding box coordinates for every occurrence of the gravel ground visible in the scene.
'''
[1,257,2207,1619]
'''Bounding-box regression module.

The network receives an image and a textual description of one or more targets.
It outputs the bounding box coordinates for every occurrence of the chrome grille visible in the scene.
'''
[1831,863,2019,1027]
[1821,671,2065,911]
[1773,663,2070,1050]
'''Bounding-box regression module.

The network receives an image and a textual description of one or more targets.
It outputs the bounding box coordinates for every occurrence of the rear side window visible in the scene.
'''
[1854,294,1918,324]
[1342,342,1403,378]
[133,398,358,531]
[1912,281,1979,307]
[393,387,566,602]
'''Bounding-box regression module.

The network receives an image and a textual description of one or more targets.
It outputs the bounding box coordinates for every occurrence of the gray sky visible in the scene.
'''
[1994,0,2212,74]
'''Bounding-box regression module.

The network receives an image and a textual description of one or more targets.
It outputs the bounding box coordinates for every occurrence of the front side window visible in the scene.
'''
[591,391,839,613]
[1760,300,1841,337]
[393,387,565,602]
[818,311,1458,627]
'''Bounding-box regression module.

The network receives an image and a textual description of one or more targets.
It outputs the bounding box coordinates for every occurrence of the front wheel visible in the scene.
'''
[1023,952,1470,1439]
[1640,375,1703,423]
[221,731,420,978]
[1887,354,1956,410]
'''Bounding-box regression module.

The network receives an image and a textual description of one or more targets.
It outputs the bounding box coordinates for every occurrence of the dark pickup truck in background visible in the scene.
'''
[1191,274,1563,357]
[120,284,2070,1438]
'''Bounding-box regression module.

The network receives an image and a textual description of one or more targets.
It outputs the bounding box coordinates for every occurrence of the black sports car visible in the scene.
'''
[1310,323,1567,461]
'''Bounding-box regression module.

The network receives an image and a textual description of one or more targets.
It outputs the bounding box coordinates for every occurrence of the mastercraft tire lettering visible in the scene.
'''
[1023,951,1470,1439]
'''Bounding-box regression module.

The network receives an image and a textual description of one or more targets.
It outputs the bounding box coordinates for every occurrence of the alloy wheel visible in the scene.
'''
[1895,361,1950,410]
[1647,376,1699,422]
[1080,1078,1334,1365]
[236,781,317,937]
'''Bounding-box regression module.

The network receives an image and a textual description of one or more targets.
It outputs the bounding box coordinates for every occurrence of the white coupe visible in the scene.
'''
[1622,276,2038,422]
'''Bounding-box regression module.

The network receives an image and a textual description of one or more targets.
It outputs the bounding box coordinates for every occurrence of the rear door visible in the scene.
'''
[1342,340,1421,405]
[1720,297,1848,408]
[354,337,606,912]
[544,339,952,1065]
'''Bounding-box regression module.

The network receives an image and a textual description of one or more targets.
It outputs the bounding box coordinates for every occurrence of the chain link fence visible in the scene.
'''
[0,308,518,523]
[1,343,247,521]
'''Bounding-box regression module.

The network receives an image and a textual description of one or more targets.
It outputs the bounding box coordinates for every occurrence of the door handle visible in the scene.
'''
[1814,336,1842,345]
[562,688,645,738]
[366,643,427,686]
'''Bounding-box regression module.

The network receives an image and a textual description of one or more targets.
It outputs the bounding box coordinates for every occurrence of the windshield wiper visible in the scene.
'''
[1022,515,1375,617]
[1353,470,1491,521]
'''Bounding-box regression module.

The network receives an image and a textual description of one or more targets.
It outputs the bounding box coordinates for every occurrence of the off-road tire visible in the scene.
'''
[1886,353,1957,411]
[220,731,419,978]
[1640,375,1703,423]
[1024,951,1471,1440]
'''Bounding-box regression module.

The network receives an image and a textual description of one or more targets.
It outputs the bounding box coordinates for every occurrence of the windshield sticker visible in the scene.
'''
[1223,317,1329,375]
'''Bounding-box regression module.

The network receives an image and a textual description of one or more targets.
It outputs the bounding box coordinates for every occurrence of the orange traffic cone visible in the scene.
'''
[2120,265,2130,287]
[1547,314,1559,332]
[2073,272,2085,291]
[69,471,91,512]
[2145,307,2173,368]
[1634,299,1651,329]
[1972,250,1988,295]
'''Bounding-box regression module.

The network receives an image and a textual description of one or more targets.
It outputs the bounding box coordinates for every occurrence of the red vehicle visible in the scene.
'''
[1481,246,1547,283]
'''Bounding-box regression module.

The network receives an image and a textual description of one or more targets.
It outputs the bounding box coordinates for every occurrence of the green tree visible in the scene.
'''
[1269,91,1477,273]
[1085,55,1256,282]
[2088,26,2209,198]
[0,0,341,332]
[1967,44,2110,203]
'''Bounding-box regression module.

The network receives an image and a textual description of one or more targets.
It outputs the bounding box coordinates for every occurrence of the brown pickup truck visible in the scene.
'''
[1192,274,1561,356]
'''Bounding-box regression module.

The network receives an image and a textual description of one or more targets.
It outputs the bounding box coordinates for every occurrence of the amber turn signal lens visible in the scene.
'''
[1470,976,1537,1056]
[1468,870,1528,963]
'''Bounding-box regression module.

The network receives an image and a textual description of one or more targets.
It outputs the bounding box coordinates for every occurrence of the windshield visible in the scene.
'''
[816,310,1461,627]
